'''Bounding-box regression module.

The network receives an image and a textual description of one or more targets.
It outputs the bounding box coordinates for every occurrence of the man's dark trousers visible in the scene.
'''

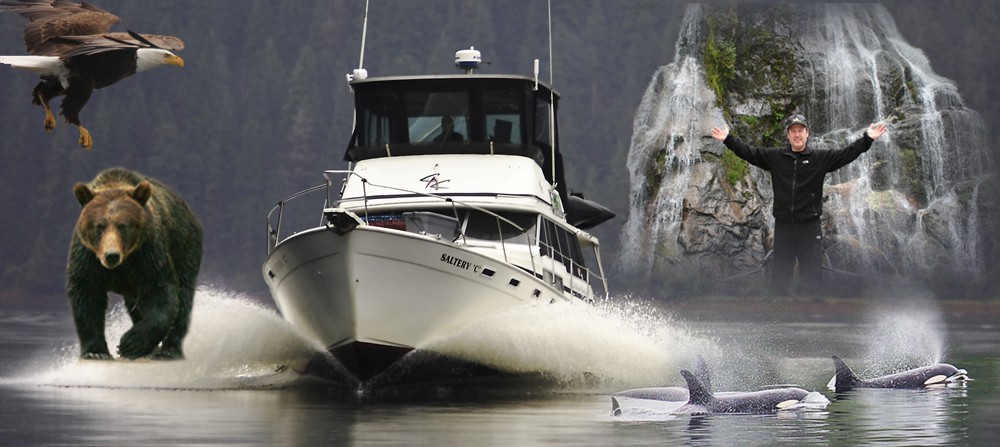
[771,218,823,293]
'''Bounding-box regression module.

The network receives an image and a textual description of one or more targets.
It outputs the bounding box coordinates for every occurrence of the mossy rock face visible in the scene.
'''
[703,4,804,151]
[721,149,747,186]
[898,146,928,206]
[642,148,667,198]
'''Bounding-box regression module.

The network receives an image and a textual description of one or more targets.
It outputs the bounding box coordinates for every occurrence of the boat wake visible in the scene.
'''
[419,297,719,389]
[9,288,330,390]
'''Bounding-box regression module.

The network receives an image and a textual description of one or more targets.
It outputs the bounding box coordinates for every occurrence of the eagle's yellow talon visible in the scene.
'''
[78,126,92,150]
[38,93,56,131]
[43,113,56,132]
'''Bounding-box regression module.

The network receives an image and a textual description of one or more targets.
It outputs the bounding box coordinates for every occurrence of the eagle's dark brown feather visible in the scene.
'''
[60,32,185,57]
[1,0,120,56]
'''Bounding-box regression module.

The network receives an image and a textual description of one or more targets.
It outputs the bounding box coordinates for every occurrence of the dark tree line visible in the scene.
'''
[0,1,995,299]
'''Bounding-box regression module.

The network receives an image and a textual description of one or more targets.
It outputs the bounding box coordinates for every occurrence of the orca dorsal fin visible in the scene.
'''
[694,356,712,394]
[681,369,714,405]
[832,355,862,392]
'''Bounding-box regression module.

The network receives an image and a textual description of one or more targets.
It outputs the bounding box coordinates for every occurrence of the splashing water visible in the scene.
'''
[11,288,327,390]
[10,289,945,391]
[6,290,718,390]
[421,297,719,388]
[858,300,946,375]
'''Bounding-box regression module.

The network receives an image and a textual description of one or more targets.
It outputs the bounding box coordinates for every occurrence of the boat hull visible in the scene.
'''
[263,225,568,382]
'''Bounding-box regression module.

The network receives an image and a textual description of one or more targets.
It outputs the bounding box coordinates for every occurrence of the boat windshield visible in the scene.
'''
[346,77,549,167]
[462,210,536,242]
[403,89,524,145]
[406,91,471,143]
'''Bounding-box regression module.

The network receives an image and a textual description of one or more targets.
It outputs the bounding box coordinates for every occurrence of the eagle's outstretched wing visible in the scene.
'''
[0,0,120,56]
[61,31,185,57]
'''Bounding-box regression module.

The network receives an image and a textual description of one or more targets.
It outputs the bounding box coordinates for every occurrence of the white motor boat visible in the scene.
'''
[262,49,614,382]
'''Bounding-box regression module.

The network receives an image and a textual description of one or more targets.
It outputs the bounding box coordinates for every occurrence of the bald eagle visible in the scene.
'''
[0,0,184,150]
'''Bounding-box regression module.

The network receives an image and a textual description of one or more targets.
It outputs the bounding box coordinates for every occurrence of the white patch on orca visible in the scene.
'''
[775,399,800,410]
[780,392,830,411]
[924,374,946,386]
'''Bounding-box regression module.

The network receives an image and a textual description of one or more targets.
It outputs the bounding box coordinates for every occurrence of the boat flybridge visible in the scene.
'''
[262,48,615,383]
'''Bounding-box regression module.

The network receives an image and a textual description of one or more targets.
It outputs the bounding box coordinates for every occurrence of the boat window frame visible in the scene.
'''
[459,209,537,243]
[347,77,556,168]
[354,79,540,148]
[356,90,400,149]
[481,88,526,145]
[537,216,587,281]
[404,90,471,143]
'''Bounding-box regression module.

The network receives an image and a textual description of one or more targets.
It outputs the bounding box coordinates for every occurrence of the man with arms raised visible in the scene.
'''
[710,115,886,294]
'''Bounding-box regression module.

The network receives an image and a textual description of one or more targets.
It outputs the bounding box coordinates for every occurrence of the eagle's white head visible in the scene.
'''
[135,48,185,73]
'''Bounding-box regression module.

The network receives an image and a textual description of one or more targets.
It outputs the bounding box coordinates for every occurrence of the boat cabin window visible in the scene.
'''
[347,77,561,187]
[539,218,586,279]
[406,91,469,143]
[359,92,397,148]
[483,90,523,144]
[461,210,536,242]
[349,79,552,157]
[534,95,553,148]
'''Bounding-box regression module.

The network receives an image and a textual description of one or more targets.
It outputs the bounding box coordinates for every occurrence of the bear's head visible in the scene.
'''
[73,181,153,270]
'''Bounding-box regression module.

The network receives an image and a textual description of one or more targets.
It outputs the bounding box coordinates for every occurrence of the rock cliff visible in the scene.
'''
[618,4,997,296]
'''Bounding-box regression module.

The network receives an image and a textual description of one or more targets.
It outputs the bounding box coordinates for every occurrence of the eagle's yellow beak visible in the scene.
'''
[165,54,185,67]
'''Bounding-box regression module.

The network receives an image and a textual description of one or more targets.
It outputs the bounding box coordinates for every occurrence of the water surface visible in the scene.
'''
[1,290,997,446]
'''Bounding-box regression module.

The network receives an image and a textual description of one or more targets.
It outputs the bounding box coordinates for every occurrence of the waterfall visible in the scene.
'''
[618,4,994,292]
[619,5,721,285]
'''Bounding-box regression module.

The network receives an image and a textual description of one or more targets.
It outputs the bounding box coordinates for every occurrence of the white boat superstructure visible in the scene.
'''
[263,51,614,382]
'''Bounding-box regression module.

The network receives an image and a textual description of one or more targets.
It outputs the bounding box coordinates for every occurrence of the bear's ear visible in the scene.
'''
[132,181,152,206]
[73,183,94,207]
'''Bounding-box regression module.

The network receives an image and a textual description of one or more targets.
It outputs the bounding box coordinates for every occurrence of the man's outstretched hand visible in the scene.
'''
[710,126,729,142]
[866,122,887,140]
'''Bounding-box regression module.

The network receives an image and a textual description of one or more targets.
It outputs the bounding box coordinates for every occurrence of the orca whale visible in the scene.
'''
[828,355,970,392]
[673,369,820,414]
[610,358,712,416]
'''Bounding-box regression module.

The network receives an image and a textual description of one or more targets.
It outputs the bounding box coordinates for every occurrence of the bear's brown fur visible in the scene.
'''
[68,167,202,360]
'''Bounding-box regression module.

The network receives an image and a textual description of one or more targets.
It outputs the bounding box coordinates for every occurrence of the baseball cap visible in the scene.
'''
[784,114,808,131]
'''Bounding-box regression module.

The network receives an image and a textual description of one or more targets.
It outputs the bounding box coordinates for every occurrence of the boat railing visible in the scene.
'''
[266,170,608,299]
[266,182,331,253]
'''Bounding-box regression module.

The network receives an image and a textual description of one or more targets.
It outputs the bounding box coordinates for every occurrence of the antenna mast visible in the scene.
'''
[344,0,371,174]
[547,0,557,189]
[358,0,370,72]
[347,0,370,84]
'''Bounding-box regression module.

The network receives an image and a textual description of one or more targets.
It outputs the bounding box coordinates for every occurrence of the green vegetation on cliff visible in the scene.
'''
[700,5,806,185]
[703,4,801,149]
[704,7,737,108]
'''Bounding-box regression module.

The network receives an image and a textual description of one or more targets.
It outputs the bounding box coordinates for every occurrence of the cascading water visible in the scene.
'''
[618,4,995,294]
[619,4,718,286]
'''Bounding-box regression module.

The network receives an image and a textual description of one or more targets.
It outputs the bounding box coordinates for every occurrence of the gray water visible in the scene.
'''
[1,289,998,446]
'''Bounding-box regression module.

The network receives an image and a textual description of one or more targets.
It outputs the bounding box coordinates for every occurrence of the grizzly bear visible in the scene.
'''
[67,167,202,360]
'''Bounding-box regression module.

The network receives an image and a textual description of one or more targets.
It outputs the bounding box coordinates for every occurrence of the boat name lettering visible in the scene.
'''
[440,253,479,271]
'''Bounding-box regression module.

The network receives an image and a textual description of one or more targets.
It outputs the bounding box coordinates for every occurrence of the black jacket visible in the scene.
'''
[723,133,874,222]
